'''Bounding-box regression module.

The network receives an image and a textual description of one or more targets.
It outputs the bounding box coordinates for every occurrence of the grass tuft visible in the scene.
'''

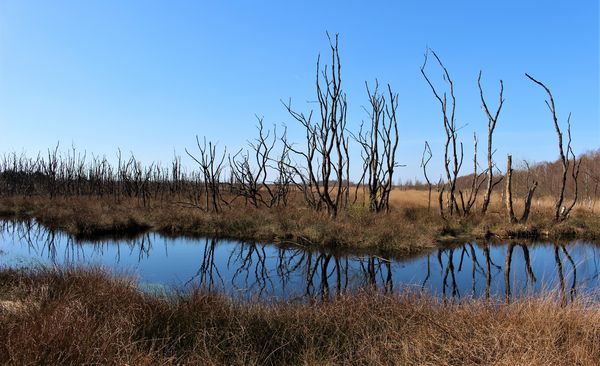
[0,266,598,365]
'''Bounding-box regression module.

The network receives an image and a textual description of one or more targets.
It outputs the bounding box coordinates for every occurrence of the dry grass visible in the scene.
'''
[390,187,594,212]
[388,188,432,208]
[0,190,598,256]
[0,266,598,365]
[0,195,443,254]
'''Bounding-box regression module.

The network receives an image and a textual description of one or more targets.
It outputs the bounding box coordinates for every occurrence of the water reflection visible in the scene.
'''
[0,220,598,302]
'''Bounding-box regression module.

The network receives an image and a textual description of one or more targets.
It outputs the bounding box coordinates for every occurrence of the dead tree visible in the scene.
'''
[520,161,538,223]
[186,137,227,213]
[525,73,582,222]
[228,150,256,206]
[249,118,278,206]
[421,141,433,212]
[271,127,293,207]
[421,49,464,217]
[283,33,350,218]
[45,143,60,199]
[354,81,400,213]
[459,133,486,216]
[437,177,446,220]
[229,117,278,208]
[478,71,504,214]
[505,155,538,224]
[505,155,517,224]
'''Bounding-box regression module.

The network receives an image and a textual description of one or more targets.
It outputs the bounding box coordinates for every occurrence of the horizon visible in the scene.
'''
[1,1,598,182]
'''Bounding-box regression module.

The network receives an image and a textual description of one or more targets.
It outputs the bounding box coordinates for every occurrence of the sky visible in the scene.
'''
[0,1,598,182]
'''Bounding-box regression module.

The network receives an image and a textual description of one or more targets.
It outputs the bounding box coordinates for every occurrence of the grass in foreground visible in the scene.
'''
[0,266,598,365]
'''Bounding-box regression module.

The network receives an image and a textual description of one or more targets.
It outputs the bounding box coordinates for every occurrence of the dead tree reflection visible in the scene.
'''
[504,243,538,302]
[384,260,393,293]
[305,252,338,299]
[421,254,431,289]
[467,243,486,296]
[187,238,224,292]
[554,243,577,305]
[520,244,537,285]
[356,255,393,294]
[483,244,492,298]
[228,243,273,298]
[555,244,566,305]
[320,254,332,300]
[504,242,515,301]
[441,249,459,299]
[432,243,510,300]
[334,257,349,295]
[275,247,306,291]
[562,245,577,301]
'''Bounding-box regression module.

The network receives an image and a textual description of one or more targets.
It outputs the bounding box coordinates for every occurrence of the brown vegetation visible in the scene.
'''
[0,190,598,256]
[0,267,598,365]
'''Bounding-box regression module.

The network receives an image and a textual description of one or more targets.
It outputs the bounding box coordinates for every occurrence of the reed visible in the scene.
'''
[0,266,598,365]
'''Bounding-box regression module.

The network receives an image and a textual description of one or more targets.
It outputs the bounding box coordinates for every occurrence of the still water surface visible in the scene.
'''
[1,220,598,302]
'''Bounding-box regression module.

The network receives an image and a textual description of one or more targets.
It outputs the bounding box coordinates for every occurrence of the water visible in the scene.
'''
[1,220,598,302]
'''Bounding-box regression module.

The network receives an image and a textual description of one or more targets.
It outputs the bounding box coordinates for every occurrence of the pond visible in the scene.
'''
[1,220,598,302]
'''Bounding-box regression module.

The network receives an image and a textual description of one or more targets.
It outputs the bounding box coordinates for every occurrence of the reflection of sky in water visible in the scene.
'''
[0,220,598,302]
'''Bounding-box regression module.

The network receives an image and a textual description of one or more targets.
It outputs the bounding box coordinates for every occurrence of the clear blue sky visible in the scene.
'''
[0,1,598,181]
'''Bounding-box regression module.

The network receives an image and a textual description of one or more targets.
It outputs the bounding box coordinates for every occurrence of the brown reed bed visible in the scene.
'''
[0,266,598,365]
[0,194,598,256]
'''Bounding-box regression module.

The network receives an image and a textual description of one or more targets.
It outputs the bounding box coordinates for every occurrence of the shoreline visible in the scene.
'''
[0,196,598,257]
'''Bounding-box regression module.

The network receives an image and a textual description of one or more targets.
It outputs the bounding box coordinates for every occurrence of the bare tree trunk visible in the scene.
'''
[284,33,349,218]
[353,81,400,213]
[520,161,538,223]
[421,141,433,212]
[526,73,581,222]
[520,182,538,223]
[505,155,516,224]
[461,133,486,216]
[437,178,446,220]
[421,49,463,217]
[186,137,227,213]
[478,71,504,214]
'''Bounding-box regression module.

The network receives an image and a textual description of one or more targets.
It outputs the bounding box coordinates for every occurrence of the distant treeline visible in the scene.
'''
[1,146,597,203]
[399,149,600,202]
[0,147,204,207]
